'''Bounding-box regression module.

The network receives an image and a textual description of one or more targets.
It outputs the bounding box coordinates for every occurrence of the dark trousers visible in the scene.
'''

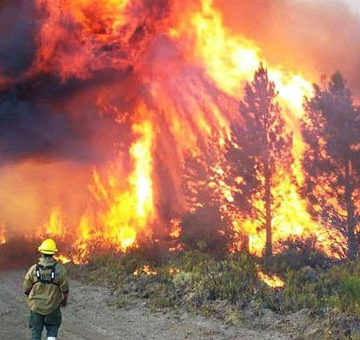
[29,307,62,340]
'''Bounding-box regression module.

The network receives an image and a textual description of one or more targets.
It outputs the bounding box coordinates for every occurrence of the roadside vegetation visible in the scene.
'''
[70,241,360,340]
[2,236,360,338]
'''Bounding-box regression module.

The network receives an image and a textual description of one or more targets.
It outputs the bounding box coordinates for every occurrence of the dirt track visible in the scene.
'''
[0,270,290,340]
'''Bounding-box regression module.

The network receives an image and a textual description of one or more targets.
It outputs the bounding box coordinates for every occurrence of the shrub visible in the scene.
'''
[333,276,360,316]
[180,205,233,255]
[272,237,331,272]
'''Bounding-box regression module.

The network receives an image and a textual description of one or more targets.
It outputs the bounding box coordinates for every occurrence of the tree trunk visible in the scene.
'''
[264,158,272,261]
[241,234,250,253]
[345,160,356,260]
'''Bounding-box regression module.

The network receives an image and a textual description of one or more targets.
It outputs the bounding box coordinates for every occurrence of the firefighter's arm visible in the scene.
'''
[23,265,35,296]
[62,291,69,306]
[59,266,69,306]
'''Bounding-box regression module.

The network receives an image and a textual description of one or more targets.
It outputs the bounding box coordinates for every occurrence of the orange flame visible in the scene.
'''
[258,271,285,288]
[95,118,155,250]
[41,208,64,237]
[54,254,72,264]
[0,224,6,245]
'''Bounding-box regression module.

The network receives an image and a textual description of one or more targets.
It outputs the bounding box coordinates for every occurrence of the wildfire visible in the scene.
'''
[258,271,285,289]
[41,118,154,262]
[0,0,348,259]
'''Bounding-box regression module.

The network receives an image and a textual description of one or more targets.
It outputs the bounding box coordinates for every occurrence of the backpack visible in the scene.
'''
[35,263,58,285]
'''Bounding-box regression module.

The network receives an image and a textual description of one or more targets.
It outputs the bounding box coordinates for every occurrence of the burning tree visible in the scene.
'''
[226,65,293,260]
[181,143,234,254]
[302,72,360,260]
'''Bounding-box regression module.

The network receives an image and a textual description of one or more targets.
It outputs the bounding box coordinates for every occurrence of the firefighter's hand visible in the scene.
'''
[61,292,69,307]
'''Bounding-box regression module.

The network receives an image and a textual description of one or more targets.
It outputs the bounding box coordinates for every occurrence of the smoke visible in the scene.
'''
[0,78,126,163]
[217,0,360,94]
[0,0,37,78]
[0,160,93,236]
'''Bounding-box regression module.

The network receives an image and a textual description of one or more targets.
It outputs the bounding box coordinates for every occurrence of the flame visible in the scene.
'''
[54,254,72,264]
[171,0,314,110]
[96,118,154,250]
[30,0,134,79]
[41,207,64,237]
[258,271,285,288]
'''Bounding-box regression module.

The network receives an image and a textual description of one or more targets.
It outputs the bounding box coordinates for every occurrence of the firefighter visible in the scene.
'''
[23,239,69,340]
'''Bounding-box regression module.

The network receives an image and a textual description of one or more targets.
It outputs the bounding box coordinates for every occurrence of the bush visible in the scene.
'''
[332,276,360,316]
[180,205,233,256]
[272,237,331,272]
[279,269,324,312]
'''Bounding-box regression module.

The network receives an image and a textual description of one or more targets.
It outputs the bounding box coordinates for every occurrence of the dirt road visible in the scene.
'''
[0,270,290,340]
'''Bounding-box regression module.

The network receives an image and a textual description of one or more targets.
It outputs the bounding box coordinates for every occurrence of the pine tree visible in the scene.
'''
[226,65,293,260]
[302,72,360,260]
[181,139,234,254]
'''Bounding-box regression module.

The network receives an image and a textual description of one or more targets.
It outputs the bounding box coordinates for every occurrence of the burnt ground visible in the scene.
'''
[0,270,290,340]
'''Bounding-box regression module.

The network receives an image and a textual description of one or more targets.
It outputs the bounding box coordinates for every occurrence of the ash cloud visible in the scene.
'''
[0,78,125,164]
[217,0,360,94]
[0,93,72,159]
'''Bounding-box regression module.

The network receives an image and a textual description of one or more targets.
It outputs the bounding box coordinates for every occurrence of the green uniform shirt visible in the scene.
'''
[23,256,69,315]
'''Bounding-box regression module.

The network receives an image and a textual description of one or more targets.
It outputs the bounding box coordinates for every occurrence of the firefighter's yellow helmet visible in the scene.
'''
[38,238,58,255]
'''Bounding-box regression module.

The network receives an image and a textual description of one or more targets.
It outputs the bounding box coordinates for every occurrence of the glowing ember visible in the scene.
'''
[133,265,157,276]
[258,271,285,288]
[169,267,180,275]
[169,219,181,239]
[0,224,6,245]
